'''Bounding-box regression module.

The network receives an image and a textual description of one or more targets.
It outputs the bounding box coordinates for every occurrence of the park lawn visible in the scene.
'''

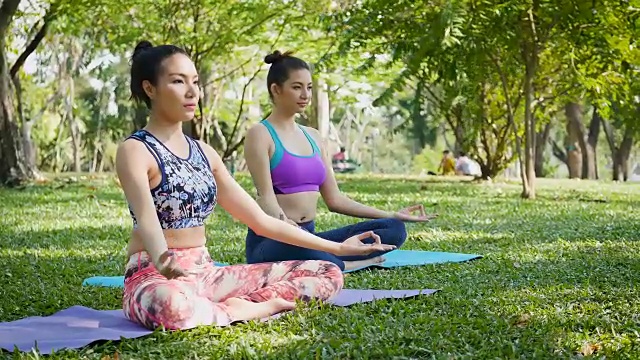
[1,173,639,359]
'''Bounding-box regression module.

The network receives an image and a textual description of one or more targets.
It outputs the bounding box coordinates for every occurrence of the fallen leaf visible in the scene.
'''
[514,313,530,328]
[100,352,120,360]
[579,342,601,356]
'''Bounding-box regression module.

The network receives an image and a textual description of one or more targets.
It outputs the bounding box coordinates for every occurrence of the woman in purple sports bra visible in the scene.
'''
[244,50,436,271]
[116,41,396,331]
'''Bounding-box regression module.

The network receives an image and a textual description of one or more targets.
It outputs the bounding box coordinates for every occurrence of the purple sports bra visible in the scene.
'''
[261,120,327,194]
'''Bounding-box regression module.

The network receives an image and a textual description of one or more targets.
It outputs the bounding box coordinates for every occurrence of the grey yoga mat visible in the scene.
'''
[0,288,437,354]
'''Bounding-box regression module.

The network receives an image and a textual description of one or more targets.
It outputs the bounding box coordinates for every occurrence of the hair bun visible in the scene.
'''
[264,50,283,64]
[264,50,295,64]
[133,40,153,58]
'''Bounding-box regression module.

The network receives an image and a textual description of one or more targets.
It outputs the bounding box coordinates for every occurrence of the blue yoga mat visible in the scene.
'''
[343,249,482,273]
[82,261,229,288]
[82,250,481,288]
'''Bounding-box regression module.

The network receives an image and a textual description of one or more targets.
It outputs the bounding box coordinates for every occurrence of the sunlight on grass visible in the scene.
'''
[1,174,640,358]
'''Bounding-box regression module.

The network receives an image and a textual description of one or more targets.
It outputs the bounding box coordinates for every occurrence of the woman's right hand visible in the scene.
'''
[156,251,188,279]
[335,231,397,256]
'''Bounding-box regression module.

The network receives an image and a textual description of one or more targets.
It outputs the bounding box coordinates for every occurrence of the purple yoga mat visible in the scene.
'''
[0,289,436,355]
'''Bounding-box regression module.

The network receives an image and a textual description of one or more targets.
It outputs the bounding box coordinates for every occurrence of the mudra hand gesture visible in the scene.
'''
[337,231,396,256]
[393,204,437,222]
[156,251,189,279]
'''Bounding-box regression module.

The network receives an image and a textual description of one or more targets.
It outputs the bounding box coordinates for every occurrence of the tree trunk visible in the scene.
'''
[412,79,428,149]
[564,106,582,178]
[565,102,598,179]
[587,108,601,179]
[0,0,41,186]
[0,44,36,185]
[10,7,50,178]
[614,131,633,181]
[518,3,541,198]
[18,93,56,177]
[311,76,330,139]
[452,105,465,155]
[0,60,30,185]
[602,118,634,182]
[534,122,552,177]
[67,82,82,173]
[521,58,536,198]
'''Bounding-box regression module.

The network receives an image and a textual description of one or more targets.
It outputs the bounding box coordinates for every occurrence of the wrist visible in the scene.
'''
[155,250,173,269]
[328,241,343,255]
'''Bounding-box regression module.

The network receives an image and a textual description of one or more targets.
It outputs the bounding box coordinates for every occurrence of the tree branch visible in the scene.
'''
[196,10,283,58]
[224,135,246,160]
[423,84,446,109]
[587,107,601,148]
[223,64,263,158]
[11,10,53,78]
[203,14,290,87]
[0,0,21,35]
[488,53,517,133]
[601,117,617,153]
[549,138,567,164]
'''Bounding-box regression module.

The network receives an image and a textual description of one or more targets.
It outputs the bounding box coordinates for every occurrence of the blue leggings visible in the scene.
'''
[245,218,407,271]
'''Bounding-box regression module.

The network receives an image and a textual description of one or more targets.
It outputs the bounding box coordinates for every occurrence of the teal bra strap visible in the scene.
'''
[299,126,320,154]
[260,120,284,170]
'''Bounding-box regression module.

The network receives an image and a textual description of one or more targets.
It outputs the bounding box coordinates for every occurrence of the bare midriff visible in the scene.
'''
[126,226,207,257]
[276,191,321,224]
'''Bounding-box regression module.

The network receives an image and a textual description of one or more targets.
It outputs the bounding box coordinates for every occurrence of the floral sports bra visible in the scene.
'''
[126,129,217,230]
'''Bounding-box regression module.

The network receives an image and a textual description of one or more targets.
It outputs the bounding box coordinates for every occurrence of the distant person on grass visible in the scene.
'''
[455,152,472,176]
[115,41,395,331]
[333,146,347,162]
[243,50,436,272]
[438,150,456,176]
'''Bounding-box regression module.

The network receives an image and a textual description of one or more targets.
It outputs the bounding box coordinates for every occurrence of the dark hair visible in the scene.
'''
[130,40,189,108]
[340,146,346,152]
[459,151,467,157]
[443,150,450,154]
[264,50,311,99]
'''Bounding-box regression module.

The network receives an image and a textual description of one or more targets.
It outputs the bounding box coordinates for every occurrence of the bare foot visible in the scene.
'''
[344,256,385,271]
[224,297,296,322]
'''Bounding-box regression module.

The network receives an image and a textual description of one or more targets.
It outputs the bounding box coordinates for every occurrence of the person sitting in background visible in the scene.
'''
[438,150,456,175]
[333,146,347,162]
[243,50,435,272]
[331,146,357,173]
[455,152,472,176]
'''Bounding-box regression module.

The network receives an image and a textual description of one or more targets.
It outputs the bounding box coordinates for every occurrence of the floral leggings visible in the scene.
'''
[122,246,344,330]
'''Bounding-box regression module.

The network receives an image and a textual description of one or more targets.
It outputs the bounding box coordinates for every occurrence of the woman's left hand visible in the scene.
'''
[393,204,437,222]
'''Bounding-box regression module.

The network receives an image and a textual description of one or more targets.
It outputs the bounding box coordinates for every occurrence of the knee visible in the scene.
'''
[385,218,408,246]
[323,260,345,285]
[323,256,346,272]
[315,260,345,294]
[313,256,345,272]
[135,285,194,330]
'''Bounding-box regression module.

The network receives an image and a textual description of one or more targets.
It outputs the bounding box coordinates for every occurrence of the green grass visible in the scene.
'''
[1,173,640,359]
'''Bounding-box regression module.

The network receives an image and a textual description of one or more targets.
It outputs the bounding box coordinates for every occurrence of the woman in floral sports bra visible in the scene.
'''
[116,40,396,331]
[244,51,438,271]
